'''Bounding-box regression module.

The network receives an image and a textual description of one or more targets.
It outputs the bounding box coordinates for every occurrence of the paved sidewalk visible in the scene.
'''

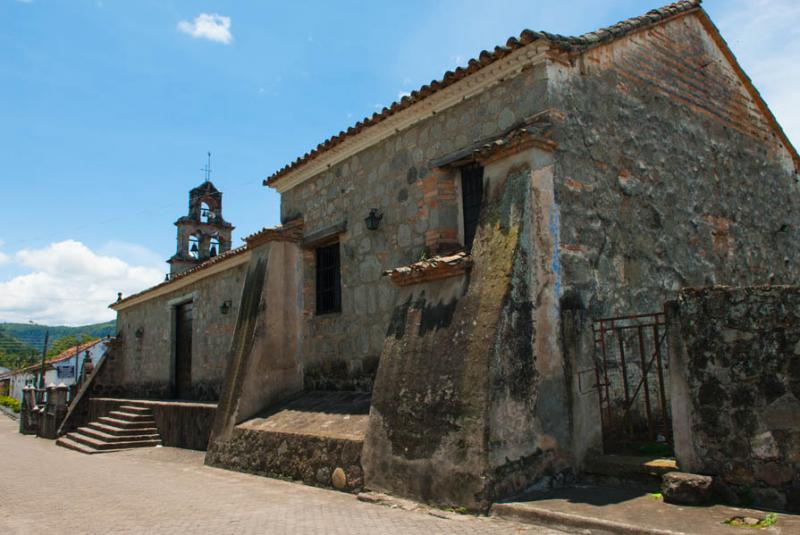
[0,418,564,534]
[494,485,799,534]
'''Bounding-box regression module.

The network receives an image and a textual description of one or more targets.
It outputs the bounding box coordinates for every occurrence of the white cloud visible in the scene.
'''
[177,13,232,44]
[0,240,163,326]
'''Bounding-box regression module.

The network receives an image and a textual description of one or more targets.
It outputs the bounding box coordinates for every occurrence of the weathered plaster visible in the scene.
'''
[109,262,246,401]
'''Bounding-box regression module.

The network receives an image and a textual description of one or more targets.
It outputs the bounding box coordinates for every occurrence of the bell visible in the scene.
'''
[190,243,199,253]
[209,246,217,257]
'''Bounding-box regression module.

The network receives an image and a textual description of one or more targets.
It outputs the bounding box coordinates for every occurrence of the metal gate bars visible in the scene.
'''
[592,312,671,454]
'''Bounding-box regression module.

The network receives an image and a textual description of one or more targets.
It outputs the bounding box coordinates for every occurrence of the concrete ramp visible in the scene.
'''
[206,391,369,492]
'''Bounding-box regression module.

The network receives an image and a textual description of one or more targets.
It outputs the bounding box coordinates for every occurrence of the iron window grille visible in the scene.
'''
[461,163,484,252]
[315,242,342,315]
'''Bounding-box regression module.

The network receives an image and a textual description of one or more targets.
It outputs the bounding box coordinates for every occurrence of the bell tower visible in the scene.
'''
[168,154,234,276]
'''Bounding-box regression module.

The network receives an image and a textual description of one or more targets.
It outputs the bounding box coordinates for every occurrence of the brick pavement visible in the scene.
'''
[0,417,566,534]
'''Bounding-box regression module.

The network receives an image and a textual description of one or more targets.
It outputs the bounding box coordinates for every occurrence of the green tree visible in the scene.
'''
[46,334,98,358]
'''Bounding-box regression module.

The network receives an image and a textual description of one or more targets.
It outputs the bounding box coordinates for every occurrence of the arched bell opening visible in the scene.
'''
[188,235,201,259]
[209,237,220,257]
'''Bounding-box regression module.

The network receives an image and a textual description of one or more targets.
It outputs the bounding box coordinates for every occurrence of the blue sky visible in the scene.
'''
[1,0,798,325]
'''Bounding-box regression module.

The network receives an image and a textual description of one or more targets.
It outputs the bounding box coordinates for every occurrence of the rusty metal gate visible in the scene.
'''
[591,312,671,453]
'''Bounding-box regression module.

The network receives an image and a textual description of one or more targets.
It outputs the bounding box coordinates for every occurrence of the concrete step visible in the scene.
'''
[582,454,677,490]
[118,405,152,414]
[108,410,154,421]
[77,426,160,443]
[68,431,160,451]
[56,436,122,455]
[97,416,156,429]
[87,421,158,437]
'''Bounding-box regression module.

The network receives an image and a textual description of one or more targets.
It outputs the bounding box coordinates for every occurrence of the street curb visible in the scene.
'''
[491,502,687,535]
[0,405,19,421]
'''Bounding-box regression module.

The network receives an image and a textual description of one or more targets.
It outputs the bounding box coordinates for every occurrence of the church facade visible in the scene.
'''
[97,0,799,510]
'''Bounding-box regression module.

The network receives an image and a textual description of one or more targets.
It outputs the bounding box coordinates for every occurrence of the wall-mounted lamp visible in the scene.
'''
[220,300,232,315]
[134,327,144,339]
[364,208,383,231]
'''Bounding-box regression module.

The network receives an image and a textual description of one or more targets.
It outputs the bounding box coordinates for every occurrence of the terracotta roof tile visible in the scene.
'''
[384,251,473,286]
[264,1,702,187]
[243,218,304,247]
[12,338,106,375]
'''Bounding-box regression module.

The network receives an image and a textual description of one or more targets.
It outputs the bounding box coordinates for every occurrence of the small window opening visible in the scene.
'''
[461,163,484,252]
[315,242,341,315]
[209,237,220,257]
[188,235,200,259]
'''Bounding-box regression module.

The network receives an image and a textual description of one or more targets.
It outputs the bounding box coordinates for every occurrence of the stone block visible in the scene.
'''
[661,471,714,505]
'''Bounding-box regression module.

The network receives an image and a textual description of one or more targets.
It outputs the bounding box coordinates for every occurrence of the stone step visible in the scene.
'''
[108,410,153,421]
[582,454,677,488]
[119,405,153,414]
[87,421,158,437]
[97,416,156,429]
[68,431,160,451]
[76,426,160,444]
[56,436,122,455]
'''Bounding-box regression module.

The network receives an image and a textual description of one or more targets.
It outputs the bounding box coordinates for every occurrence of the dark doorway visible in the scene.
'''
[175,301,193,399]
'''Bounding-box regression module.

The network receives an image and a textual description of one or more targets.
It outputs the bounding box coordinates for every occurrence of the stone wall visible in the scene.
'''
[111,261,247,401]
[208,426,364,492]
[363,145,572,511]
[279,61,550,391]
[550,13,800,319]
[667,286,800,512]
[208,239,303,454]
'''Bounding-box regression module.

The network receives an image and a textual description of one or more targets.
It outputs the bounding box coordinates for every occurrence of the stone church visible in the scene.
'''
[64,0,799,511]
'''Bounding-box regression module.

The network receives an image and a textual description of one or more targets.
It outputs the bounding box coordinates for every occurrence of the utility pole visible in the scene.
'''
[37,330,49,394]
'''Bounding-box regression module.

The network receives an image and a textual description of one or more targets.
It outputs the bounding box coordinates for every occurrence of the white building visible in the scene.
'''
[8,339,108,401]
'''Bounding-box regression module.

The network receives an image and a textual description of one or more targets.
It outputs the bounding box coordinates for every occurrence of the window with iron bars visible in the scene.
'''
[315,242,341,315]
[461,163,484,252]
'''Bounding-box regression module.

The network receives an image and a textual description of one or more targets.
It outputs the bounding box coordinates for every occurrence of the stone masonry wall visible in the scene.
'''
[279,62,549,390]
[667,286,800,512]
[363,146,570,511]
[550,13,800,320]
[112,262,247,401]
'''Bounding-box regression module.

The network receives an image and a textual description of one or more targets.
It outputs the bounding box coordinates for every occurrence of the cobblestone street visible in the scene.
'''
[0,417,564,534]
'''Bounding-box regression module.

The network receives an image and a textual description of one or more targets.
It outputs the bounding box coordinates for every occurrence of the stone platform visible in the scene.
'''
[493,485,800,535]
[205,391,370,492]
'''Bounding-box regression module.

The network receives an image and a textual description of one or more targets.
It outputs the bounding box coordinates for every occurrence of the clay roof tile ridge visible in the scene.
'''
[264,1,703,187]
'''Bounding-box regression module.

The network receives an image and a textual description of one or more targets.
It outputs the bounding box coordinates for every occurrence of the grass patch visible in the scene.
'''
[443,506,470,515]
[725,513,778,529]
[0,395,20,413]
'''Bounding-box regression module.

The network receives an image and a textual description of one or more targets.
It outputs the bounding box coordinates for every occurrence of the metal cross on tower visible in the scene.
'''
[201,151,212,182]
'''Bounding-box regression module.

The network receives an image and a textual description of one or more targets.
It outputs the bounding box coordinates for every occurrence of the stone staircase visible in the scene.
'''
[56,404,162,454]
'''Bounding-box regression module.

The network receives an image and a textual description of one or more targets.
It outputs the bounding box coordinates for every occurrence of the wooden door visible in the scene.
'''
[175,302,193,399]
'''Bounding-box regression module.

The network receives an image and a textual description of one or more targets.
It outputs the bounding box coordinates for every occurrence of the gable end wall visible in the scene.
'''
[550,12,800,318]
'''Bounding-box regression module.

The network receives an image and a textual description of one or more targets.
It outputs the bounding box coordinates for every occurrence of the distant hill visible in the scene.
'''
[0,329,37,370]
[0,320,116,354]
